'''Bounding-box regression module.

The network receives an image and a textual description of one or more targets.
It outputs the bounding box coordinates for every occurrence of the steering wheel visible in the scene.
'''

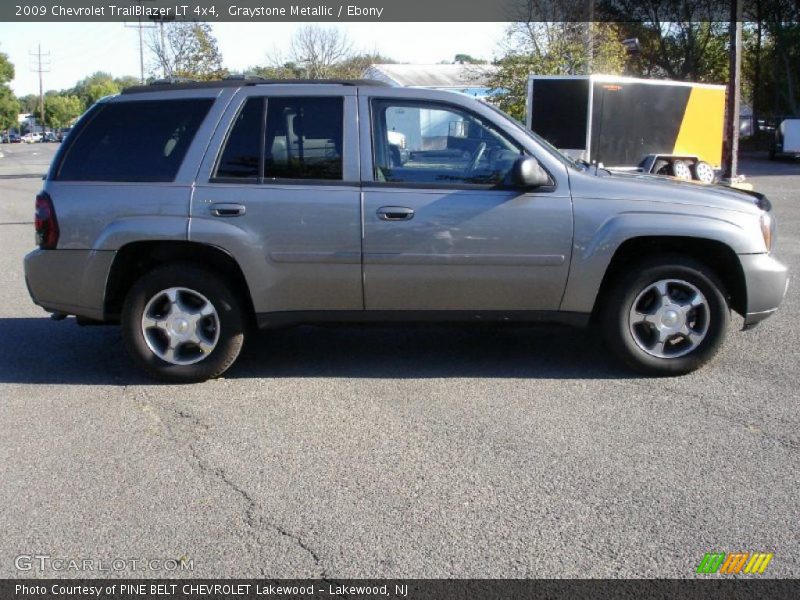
[464,142,487,178]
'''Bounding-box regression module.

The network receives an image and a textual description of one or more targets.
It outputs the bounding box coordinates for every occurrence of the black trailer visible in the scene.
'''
[525,75,726,183]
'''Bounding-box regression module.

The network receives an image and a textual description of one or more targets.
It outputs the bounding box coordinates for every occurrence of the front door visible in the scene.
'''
[360,96,573,311]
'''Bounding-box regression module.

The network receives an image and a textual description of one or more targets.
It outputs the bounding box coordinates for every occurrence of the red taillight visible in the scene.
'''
[35,192,59,249]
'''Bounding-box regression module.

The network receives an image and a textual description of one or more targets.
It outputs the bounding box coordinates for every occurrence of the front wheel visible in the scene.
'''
[600,256,730,375]
[122,263,245,382]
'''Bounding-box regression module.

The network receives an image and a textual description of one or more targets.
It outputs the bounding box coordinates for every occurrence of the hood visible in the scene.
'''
[569,168,768,215]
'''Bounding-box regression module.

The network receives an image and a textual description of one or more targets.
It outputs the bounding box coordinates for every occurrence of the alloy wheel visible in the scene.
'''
[140,287,220,365]
[628,279,710,359]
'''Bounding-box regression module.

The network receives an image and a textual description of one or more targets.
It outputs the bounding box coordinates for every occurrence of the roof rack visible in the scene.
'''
[121,77,390,94]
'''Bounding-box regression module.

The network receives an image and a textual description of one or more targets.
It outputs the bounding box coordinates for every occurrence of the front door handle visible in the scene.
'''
[377,206,415,221]
[210,203,246,217]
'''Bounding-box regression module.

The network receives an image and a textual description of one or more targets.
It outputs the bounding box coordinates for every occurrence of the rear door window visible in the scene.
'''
[264,97,343,180]
[56,99,213,182]
[214,98,264,180]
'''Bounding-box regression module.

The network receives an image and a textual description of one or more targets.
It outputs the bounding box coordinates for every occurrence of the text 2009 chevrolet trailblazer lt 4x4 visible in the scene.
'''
[24,78,788,382]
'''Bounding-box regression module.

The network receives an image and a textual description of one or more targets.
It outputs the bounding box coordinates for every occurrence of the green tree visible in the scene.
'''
[18,94,38,114]
[759,1,800,116]
[266,26,353,79]
[114,75,141,90]
[249,62,307,80]
[601,1,730,82]
[0,51,18,131]
[71,72,122,109]
[254,26,394,81]
[43,93,83,128]
[488,20,627,120]
[454,54,487,65]
[148,22,227,81]
[331,52,395,79]
[620,21,729,82]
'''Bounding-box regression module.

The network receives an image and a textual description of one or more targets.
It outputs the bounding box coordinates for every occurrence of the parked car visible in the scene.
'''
[7,133,21,143]
[56,127,72,142]
[24,78,789,382]
[42,131,59,143]
[769,117,800,160]
[21,132,42,143]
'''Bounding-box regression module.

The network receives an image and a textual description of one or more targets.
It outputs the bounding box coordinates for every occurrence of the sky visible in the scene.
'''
[0,22,509,96]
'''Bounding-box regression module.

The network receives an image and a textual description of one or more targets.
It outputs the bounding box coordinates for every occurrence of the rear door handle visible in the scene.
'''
[210,203,246,217]
[377,206,415,221]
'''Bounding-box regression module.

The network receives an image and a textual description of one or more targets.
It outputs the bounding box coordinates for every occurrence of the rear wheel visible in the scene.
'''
[601,255,730,375]
[122,263,245,382]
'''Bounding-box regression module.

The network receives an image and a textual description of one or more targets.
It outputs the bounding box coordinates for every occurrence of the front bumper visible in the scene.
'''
[740,253,789,327]
[24,249,115,321]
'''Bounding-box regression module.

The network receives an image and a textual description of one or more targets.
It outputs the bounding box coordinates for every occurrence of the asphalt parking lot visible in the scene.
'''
[0,142,798,578]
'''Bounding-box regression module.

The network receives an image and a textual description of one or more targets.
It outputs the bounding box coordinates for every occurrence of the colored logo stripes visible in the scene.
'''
[697,552,773,574]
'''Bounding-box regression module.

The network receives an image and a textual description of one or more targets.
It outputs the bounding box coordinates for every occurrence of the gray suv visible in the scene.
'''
[24,78,789,382]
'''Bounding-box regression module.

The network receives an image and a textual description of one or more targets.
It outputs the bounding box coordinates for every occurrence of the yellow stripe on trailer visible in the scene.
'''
[673,86,725,168]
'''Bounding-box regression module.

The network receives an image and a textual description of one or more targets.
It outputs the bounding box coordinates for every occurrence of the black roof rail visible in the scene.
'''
[121,77,390,94]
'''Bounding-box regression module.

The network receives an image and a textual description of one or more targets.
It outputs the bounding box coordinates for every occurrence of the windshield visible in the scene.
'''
[481,101,584,170]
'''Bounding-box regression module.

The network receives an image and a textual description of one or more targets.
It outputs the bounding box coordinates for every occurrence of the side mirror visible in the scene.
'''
[512,156,550,188]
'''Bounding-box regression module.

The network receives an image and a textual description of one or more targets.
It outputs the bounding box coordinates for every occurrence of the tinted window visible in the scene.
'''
[264,97,343,180]
[215,98,263,179]
[57,99,213,182]
[371,100,522,186]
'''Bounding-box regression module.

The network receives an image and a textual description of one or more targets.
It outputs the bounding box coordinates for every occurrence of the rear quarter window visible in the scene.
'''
[55,99,213,182]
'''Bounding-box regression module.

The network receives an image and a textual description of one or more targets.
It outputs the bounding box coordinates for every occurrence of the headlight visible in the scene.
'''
[760,211,773,251]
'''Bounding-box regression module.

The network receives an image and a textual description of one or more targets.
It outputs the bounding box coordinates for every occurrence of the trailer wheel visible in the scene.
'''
[671,159,693,180]
[692,161,716,184]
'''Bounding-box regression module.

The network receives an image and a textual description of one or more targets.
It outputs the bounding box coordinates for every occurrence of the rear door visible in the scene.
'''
[191,86,363,314]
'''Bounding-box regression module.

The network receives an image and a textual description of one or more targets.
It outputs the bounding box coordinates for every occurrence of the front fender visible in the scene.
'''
[560,208,760,314]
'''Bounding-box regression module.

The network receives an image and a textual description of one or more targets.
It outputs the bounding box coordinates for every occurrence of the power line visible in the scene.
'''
[29,44,50,133]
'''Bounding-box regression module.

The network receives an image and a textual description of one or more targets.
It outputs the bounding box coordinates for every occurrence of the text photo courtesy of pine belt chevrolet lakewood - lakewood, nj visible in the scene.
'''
[0,1,798,599]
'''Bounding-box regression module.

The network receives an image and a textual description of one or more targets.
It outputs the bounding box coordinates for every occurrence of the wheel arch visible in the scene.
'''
[104,240,255,325]
[590,236,747,320]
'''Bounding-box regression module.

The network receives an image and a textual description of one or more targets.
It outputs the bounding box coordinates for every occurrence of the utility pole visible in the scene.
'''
[124,1,158,84]
[722,0,743,181]
[148,13,176,80]
[29,44,50,135]
[160,21,167,77]
[124,19,157,84]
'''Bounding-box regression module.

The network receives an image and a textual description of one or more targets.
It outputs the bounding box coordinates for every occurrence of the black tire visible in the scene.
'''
[600,255,730,376]
[122,263,245,383]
